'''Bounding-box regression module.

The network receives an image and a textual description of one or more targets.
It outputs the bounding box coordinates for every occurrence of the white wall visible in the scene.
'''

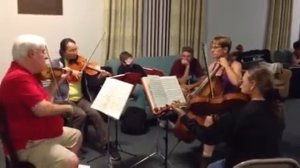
[0,1,299,80]
[206,0,268,52]
[0,0,105,80]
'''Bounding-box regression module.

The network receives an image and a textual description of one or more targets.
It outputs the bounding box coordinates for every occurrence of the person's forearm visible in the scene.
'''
[45,78,66,97]
[32,101,73,117]
[180,115,206,141]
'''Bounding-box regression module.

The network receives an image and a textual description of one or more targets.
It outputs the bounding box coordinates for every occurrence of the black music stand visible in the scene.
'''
[130,112,174,168]
[114,119,137,157]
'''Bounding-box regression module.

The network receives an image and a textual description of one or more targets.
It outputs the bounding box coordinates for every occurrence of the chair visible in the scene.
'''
[273,49,293,68]
[233,158,300,168]
[0,105,35,168]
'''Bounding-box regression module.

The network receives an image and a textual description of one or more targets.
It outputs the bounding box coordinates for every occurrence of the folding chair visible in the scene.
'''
[233,158,300,168]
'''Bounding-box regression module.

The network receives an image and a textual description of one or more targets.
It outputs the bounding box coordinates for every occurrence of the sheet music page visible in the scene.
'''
[147,75,168,107]
[91,78,133,120]
[160,76,186,104]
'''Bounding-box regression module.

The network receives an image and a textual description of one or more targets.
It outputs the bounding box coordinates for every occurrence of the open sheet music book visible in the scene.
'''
[142,75,186,115]
[91,78,133,120]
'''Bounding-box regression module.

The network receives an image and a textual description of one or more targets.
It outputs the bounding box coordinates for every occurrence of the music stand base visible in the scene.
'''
[130,152,172,168]
[114,119,138,158]
[130,115,174,168]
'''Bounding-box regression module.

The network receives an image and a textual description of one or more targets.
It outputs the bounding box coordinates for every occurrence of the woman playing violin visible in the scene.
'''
[50,38,121,160]
[172,66,284,168]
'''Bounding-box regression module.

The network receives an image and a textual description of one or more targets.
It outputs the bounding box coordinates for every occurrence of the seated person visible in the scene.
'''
[0,34,82,168]
[52,38,121,161]
[172,66,285,168]
[117,51,147,76]
[170,46,203,92]
[292,39,300,65]
[117,51,147,110]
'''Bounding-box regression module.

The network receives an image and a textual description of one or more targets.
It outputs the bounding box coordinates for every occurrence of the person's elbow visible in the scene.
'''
[32,100,53,117]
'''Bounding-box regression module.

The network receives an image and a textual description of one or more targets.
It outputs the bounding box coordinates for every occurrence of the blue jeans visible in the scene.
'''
[207,159,226,168]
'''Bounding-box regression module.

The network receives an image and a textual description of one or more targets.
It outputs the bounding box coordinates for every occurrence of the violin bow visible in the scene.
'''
[202,43,215,98]
[45,46,63,99]
[81,32,106,72]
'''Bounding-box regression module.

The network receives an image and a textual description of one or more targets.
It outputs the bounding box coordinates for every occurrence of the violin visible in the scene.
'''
[36,67,66,81]
[67,55,110,83]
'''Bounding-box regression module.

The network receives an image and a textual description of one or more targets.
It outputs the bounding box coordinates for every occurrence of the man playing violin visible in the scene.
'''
[51,38,121,161]
[0,34,82,168]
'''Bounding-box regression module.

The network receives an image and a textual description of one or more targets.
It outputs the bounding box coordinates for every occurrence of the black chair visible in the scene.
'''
[0,105,35,168]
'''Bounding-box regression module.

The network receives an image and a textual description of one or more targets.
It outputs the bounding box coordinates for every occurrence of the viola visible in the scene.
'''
[173,92,248,143]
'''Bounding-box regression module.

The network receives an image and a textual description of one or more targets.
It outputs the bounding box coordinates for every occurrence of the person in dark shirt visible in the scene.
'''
[117,51,147,110]
[172,66,285,168]
[170,46,203,91]
[292,40,300,65]
[117,51,147,76]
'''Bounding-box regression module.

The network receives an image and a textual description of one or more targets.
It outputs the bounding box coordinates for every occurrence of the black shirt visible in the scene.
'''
[181,101,285,168]
[117,63,147,77]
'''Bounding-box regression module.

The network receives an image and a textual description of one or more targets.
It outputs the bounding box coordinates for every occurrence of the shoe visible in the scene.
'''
[108,142,121,161]
[199,156,211,168]
[93,142,107,155]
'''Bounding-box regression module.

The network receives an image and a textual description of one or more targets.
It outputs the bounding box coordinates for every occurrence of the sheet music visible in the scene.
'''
[160,76,186,104]
[148,76,168,107]
[91,78,133,120]
[144,75,186,109]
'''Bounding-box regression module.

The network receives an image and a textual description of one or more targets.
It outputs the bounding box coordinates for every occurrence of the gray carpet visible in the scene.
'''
[1,98,300,168]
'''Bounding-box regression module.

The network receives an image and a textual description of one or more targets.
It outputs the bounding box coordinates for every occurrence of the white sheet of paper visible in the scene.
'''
[91,78,133,120]
[79,164,90,168]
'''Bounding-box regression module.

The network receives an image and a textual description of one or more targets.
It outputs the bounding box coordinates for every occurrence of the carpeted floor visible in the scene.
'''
[1,98,300,168]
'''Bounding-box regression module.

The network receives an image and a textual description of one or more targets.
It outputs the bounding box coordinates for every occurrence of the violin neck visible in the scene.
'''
[189,64,221,97]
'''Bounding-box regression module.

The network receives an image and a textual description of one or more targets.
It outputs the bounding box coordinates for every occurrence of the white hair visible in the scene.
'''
[12,34,46,61]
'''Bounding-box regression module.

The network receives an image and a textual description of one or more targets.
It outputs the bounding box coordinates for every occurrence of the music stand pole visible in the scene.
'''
[87,116,113,167]
[130,112,173,168]
[114,119,137,157]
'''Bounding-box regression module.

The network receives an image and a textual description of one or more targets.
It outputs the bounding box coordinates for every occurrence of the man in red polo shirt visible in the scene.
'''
[0,34,82,168]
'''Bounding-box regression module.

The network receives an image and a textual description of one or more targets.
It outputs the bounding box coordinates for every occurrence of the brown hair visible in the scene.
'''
[247,66,283,120]
[119,51,133,63]
[247,66,273,96]
[211,36,232,53]
[181,46,194,57]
